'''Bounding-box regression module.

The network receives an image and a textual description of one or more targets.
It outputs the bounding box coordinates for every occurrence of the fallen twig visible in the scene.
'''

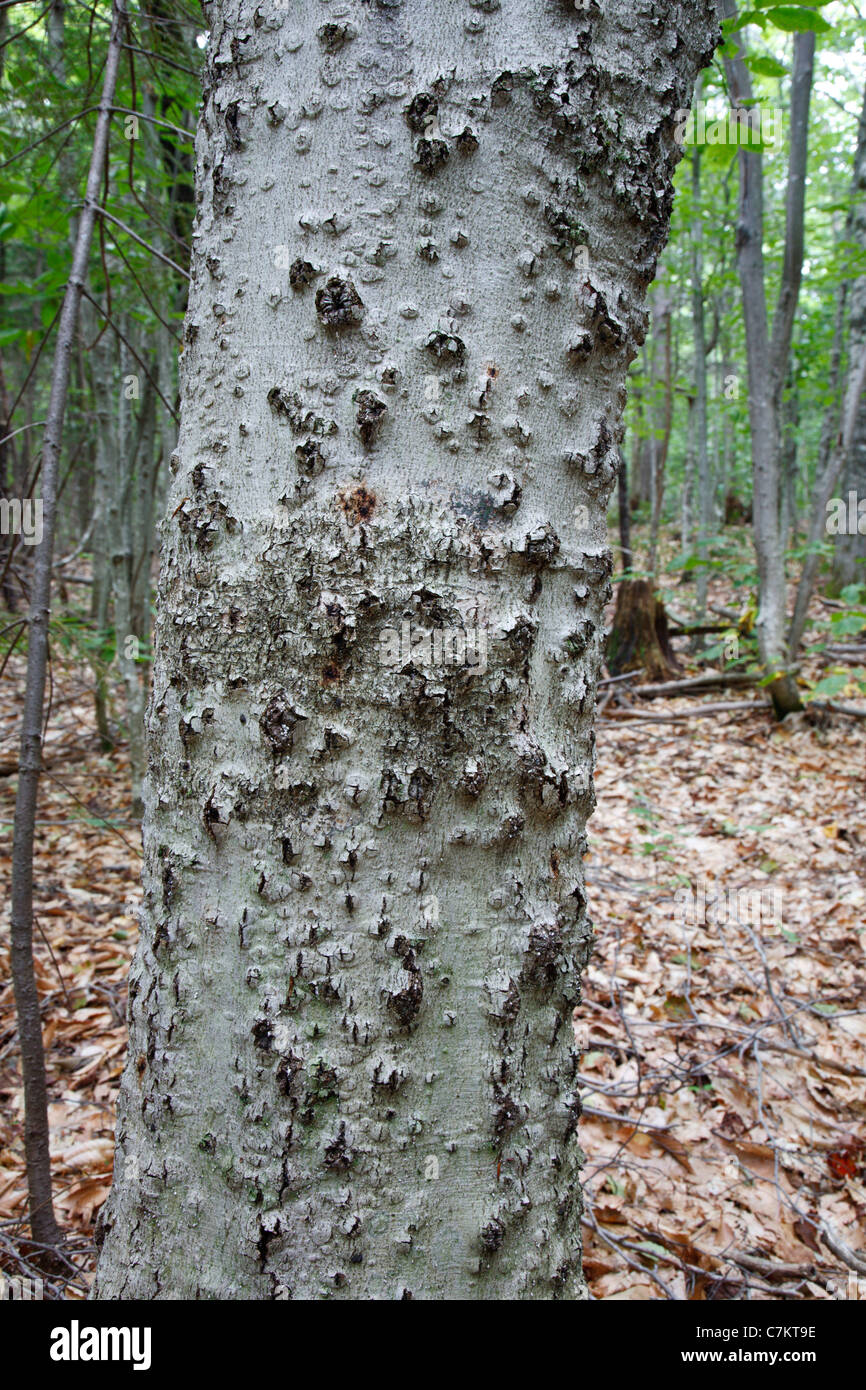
[810,700,866,720]
[598,669,642,688]
[731,1250,833,1281]
[600,700,764,723]
[819,1220,866,1276]
[634,671,758,699]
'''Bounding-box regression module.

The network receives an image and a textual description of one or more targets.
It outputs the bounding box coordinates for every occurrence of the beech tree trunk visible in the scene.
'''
[94,0,715,1300]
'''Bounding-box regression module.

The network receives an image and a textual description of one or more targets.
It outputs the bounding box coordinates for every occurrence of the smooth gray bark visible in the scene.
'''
[95,0,716,1300]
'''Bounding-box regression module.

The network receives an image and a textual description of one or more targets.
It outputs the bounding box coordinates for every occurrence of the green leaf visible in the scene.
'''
[806,673,850,699]
[764,5,832,32]
[746,55,787,76]
[831,614,866,637]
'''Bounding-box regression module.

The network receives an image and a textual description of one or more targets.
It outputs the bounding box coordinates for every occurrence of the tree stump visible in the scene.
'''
[606,579,681,681]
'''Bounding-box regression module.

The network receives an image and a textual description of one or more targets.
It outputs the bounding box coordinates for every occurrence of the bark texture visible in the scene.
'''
[95,0,715,1300]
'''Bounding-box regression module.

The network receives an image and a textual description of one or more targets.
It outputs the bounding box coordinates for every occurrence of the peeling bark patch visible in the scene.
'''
[339,485,377,526]
[564,621,593,660]
[317,23,355,53]
[387,950,423,1028]
[415,137,450,175]
[161,863,176,907]
[580,284,624,350]
[315,277,365,331]
[224,102,242,150]
[301,1060,340,1123]
[480,1218,505,1253]
[267,387,337,437]
[490,71,514,107]
[505,615,537,666]
[522,524,560,566]
[354,391,388,447]
[276,1051,304,1099]
[404,92,439,133]
[203,789,226,839]
[492,1088,522,1138]
[455,126,479,155]
[323,1122,353,1172]
[372,1062,407,1095]
[289,259,319,292]
[408,767,435,820]
[295,438,328,477]
[523,922,562,993]
[566,331,593,366]
[256,1222,278,1274]
[459,757,486,797]
[563,1093,583,1142]
[545,202,588,261]
[260,690,307,756]
[424,331,466,364]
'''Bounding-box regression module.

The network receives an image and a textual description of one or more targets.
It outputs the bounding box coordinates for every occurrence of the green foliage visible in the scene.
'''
[623,7,866,639]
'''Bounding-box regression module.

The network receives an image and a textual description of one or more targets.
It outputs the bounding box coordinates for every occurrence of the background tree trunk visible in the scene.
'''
[646,285,674,578]
[720,5,813,716]
[833,91,866,594]
[789,81,866,649]
[94,0,715,1300]
[690,142,712,615]
[10,0,126,1255]
[617,448,633,573]
[833,398,866,592]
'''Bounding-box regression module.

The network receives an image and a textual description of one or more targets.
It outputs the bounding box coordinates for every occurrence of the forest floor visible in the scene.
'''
[1,553,865,1300]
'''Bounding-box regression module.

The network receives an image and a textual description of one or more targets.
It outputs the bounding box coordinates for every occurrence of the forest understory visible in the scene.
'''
[2,531,863,1302]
